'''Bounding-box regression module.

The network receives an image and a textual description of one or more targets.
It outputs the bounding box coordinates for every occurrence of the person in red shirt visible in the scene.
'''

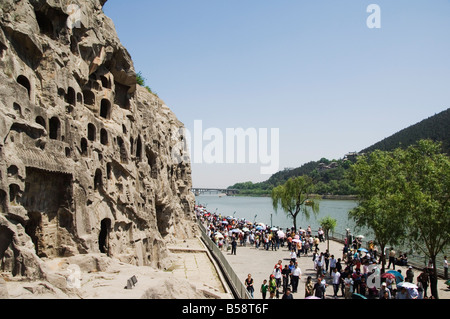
[274,260,283,271]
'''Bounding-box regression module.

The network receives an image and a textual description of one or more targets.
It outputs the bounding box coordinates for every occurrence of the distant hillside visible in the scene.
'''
[228,108,450,195]
[361,108,450,154]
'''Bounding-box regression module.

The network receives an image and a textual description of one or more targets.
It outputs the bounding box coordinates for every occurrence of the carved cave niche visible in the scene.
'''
[13,103,22,118]
[100,99,111,119]
[136,136,142,161]
[0,189,7,214]
[114,81,130,110]
[117,136,128,164]
[99,218,111,255]
[35,116,46,129]
[83,90,95,107]
[24,211,43,256]
[100,75,111,89]
[155,202,170,237]
[100,128,108,145]
[94,168,103,191]
[0,225,15,274]
[77,92,83,105]
[87,123,96,141]
[80,137,88,156]
[49,117,61,140]
[34,7,68,41]
[106,162,112,179]
[16,75,31,99]
[65,87,76,106]
[20,168,74,258]
[146,148,158,179]
[9,184,20,204]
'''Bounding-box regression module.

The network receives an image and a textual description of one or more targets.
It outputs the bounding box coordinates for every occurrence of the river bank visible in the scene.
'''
[229,193,358,200]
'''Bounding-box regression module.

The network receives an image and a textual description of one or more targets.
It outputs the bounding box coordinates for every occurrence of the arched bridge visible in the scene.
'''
[191,188,239,196]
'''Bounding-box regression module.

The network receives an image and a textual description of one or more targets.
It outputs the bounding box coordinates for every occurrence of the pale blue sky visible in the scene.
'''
[104,0,450,188]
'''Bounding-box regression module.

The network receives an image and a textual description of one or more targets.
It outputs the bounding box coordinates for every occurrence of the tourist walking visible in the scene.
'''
[313,276,327,299]
[417,269,429,298]
[290,249,297,264]
[305,276,313,298]
[260,279,268,299]
[282,264,291,293]
[329,254,337,274]
[282,288,294,299]
[324,249,330,274]
[273,266,282,288]
[269,275,277,299]
[344,273,353,299]
[379,282,391,299]
[316,252,324,278]
[291,262,302,293]
[245,274,254,298]
[406,266,414,283]
[231,237,237,255]
[331,268,341,298]
[387,247,396,270]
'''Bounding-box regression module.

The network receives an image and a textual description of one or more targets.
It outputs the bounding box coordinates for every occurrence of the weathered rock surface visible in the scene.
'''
[0,0,196,288]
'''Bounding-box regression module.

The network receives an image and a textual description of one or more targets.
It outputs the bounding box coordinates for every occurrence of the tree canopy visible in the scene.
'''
[350,139,450,298]
[271,176,320,230]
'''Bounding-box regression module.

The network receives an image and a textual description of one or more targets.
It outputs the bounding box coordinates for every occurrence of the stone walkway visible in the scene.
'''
[223,239,450,299]
[168,237,233,299]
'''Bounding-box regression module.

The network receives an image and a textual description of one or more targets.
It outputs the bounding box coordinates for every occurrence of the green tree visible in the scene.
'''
[349,148,407,272]
[136,71,157,96]
[271,176,320,230]
[319,216,337,251]
[399,140,450,299]
[350,140,450,298]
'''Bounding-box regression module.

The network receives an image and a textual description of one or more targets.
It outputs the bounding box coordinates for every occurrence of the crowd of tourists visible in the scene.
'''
[195,205,446,299]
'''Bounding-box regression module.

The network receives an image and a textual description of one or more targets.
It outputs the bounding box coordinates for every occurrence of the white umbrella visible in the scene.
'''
[242,227,250,232]
[397,282,418,289]
[356,235,365,239]
[230,228,241,233]
[271,227,278,231]
[214,233,224,239]
[292,239,300,243]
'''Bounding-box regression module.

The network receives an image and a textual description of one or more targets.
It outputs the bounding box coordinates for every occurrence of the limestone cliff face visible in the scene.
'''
[0,0,196,278]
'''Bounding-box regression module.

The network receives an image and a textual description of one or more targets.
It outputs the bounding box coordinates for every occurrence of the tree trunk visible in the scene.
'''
[326,230,330,251]
[290,212,298,231]
[430,256,439,299]
[379,244,386,273]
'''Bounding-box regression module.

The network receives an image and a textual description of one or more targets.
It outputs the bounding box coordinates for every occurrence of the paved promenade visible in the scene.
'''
[223,239,450,299]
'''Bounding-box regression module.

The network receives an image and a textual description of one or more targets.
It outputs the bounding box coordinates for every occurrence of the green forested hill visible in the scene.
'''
[228,108,450,196]
[361,108,450,154]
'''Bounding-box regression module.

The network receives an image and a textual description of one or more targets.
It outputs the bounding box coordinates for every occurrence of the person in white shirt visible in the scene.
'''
[344,273,354,299]
[331,268,341,298]
[291,263,302,293]
[329,255,337,273]
[290,249,297,264]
